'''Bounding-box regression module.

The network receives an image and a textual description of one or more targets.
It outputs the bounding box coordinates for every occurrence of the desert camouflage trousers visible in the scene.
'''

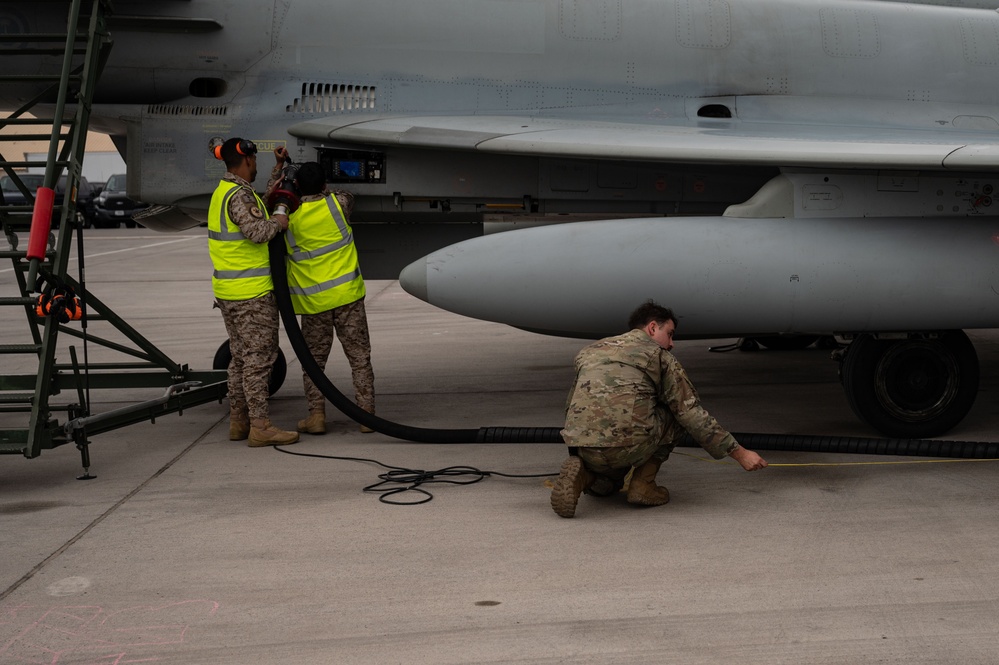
[216,293,279,422]
[575,417,685,480]
[301,298,375,413]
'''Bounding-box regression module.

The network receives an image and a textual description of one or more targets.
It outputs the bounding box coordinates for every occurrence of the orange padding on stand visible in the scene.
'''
[26,186,55,261]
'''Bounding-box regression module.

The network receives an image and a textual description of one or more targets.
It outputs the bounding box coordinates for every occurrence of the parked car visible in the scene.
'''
[93,173,148,228]
[0,173,98,227]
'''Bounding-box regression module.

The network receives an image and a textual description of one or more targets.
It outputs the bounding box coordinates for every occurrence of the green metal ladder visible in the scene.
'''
[0,0,228,471]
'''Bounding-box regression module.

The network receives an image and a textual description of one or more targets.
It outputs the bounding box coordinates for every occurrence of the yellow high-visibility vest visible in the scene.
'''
[285,195,365,315]
[207,180,273,301]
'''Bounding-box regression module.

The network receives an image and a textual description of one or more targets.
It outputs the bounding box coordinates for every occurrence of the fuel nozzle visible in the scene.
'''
[268,159,301,216]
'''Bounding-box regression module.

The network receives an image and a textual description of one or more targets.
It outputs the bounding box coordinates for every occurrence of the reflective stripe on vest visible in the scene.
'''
[285,195,365,315]
[207,187,246,241]
[286,196,353,262]
[207,180,273,301]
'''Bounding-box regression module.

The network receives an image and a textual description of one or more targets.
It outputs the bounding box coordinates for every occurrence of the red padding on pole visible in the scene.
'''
[26,186,55,261]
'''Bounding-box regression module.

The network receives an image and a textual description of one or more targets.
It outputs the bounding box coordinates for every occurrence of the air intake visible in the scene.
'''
[146,105,228,116]
[287,83,377,113]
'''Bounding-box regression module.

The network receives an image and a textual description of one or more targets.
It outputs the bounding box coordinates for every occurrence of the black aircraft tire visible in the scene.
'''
[841,331,979,438]
[212,339,287,397]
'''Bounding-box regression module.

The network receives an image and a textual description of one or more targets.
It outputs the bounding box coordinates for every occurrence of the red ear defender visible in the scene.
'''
[213,139,256,160]
[34,293,48,318]
[34,275,83,324]
[35,284,82,323]
[236,139,257,156]
[60,293,82,322]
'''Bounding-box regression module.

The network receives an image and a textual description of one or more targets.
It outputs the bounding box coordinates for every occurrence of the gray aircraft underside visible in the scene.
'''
[4,0,999,437]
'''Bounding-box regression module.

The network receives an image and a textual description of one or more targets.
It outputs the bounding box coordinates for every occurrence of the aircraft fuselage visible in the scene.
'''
[4,0,999,438]
[5,0,999,223]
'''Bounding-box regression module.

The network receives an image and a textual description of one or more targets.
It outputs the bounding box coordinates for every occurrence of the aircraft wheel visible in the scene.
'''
[212,339,287,396]
[841,331,978,438]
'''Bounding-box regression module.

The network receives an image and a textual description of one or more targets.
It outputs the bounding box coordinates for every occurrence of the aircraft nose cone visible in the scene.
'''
[399,258,428,302]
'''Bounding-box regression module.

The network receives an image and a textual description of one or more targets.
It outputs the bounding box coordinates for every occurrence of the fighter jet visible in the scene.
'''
[3,0,999,438]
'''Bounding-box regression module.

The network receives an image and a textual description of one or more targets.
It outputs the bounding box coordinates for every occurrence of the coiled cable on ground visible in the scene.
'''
[274,446,556,505]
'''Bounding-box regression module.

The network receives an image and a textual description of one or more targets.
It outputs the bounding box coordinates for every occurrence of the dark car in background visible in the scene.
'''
[93,173,148,228]
[0,173,98,227]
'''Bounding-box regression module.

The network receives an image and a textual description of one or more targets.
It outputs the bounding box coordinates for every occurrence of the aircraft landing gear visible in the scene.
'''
[212,340,287,396]
[840,331,979,438]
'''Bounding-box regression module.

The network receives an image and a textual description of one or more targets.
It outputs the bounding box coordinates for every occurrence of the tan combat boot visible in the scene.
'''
[297,408,326,434]
[229,407,249,441]
[626,458,670,506]
[550,456,594,518]
[359,405,375,433]
[248,418,299,447]
[229,417,250,441]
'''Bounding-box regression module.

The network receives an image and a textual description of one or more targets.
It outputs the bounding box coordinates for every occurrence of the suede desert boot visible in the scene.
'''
[297,409,326,434]
[359,405,375,433]
[229,407,249,441]
[248,418,299,447]
[550,456,594,518]
[229,417,250,441]
[625,458,670,506]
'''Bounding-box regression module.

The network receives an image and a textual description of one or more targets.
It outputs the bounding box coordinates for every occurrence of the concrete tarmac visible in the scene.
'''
[3,229,999,664]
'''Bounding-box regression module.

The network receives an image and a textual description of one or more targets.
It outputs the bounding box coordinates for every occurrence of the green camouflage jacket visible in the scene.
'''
[561,329,737,459]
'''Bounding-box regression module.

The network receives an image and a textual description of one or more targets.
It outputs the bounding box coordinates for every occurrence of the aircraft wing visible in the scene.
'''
[288,111,999,171]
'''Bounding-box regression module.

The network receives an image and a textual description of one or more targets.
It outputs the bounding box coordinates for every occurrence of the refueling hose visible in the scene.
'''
[266,238,999,459]
[268,238,562,444]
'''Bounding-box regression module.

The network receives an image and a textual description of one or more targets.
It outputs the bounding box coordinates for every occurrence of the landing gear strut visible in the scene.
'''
[840,331,978,438]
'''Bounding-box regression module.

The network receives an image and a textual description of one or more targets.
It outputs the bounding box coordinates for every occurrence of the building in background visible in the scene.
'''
[2,112,124,188]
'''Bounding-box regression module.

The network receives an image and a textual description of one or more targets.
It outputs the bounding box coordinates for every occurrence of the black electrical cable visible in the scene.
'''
[273,446,556,505]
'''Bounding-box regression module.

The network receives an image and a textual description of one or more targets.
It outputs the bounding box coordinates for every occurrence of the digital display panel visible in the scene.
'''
[317,148,386,184]
[339,161,362,178]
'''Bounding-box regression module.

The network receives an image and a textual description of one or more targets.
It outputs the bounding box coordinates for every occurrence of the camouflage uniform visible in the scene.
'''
[285,183,375,415]
[301,297,374,413]
[217,293,279,422]
[215,172,284,423]
[561,328,737,479]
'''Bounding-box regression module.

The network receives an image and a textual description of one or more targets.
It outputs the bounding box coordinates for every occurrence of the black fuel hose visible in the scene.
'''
[267,238,999,458]
[268,238,562,443]
[716,433,999,459]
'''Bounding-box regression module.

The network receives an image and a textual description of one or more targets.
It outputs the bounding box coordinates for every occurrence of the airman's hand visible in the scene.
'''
[274,146,289,166]
[729,444,768,471]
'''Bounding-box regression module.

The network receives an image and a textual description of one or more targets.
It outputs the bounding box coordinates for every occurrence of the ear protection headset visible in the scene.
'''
[212,138,257,160]
[35,277,82,324]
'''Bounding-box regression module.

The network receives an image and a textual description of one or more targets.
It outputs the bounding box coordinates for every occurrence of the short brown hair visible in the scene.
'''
[627,300,677,331]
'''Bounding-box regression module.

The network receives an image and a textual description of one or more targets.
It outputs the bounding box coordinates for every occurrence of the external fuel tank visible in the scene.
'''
[399,217,999,339]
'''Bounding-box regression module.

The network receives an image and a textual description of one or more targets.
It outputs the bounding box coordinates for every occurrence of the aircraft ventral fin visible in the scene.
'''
[288,114,999,171]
